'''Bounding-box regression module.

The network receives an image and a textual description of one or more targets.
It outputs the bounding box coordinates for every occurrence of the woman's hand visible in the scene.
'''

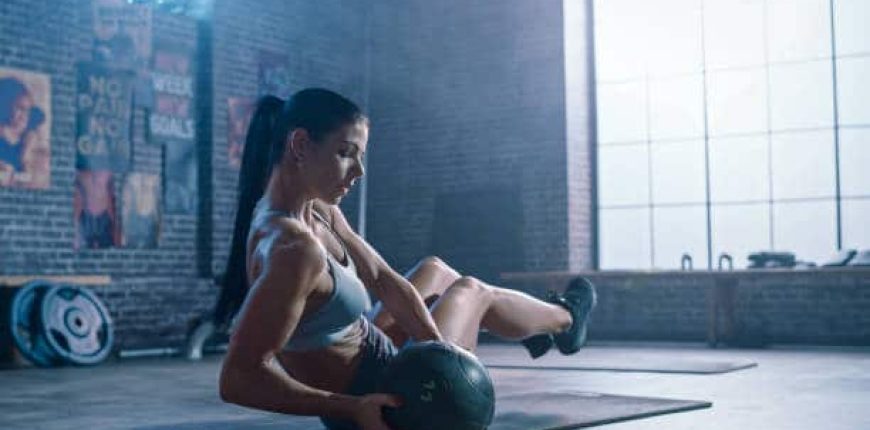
[353,393,402,430]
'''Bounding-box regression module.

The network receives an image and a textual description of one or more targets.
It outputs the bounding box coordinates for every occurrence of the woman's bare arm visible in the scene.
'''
[321,204,442,343]
[218,228,359,420]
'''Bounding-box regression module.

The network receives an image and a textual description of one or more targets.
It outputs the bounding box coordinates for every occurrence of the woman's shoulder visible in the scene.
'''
[254,217,326,273]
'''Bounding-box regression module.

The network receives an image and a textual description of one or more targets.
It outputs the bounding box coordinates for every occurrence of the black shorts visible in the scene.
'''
[320,317,398,430]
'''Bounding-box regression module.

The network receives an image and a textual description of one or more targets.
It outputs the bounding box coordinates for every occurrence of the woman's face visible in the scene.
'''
[10,94,34,134]
[302,120,368,205]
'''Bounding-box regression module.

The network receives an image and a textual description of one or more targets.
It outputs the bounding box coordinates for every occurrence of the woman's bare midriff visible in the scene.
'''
[275,318,367,394]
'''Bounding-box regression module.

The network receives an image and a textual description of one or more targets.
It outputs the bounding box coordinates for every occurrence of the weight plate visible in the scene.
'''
[40,285,114,365]
[9,280,62,367]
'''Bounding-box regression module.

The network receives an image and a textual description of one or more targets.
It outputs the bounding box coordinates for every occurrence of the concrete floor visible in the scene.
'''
[484,342,870,429]
[1,342,869,429]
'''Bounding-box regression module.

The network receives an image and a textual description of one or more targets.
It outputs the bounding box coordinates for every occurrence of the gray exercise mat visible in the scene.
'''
[482,350,757,374]
[491,390,711,429]
[0,355,711,430]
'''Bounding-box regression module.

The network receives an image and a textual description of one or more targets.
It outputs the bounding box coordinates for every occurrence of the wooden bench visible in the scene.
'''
[0,275,111,287]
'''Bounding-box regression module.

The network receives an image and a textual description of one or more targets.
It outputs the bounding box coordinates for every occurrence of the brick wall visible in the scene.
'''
[366,0,595,282]
[501,268,870,346]
[0,0,215,351]
[0,0,369,351]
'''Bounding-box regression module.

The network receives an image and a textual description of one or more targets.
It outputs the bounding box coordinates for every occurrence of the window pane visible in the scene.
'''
[703,0,766,69]
[770,130,836,199]
[709,136,770,203]
[597,81,648,144]
[772,199,837,264]
[645,0,704,76]
[838,129,870,197]
[769,60,834,131]
[598,143,650,206]
[834,0,870,56]
[767,0,832,63]
[648,75,705,140]
[706,68,768,135]
[599,207,652,270]
[836,56,870,126]
[651,140,707,204]
[842,198,870,250]
[594,0,650,81]
[652,205,708,269]
[711,203,771,269]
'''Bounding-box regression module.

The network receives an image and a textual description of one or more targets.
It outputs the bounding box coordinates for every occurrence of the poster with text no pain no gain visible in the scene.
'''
[75,64,134,173]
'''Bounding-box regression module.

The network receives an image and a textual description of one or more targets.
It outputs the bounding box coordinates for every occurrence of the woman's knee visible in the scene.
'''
[447,276,493,298]
[412,256,461,284]
[418,256,447,272]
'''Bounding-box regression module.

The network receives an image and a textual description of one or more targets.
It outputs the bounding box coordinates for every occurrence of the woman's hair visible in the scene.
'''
[213,88,367,326]
[0,77,45,129]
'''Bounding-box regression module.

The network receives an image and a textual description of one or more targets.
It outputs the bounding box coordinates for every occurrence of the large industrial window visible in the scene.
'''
[594,0,870,270]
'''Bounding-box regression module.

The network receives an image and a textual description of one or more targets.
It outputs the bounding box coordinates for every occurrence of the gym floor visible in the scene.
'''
[1,341,869,430]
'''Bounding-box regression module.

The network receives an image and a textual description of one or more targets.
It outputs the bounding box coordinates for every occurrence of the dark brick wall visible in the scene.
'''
[502,269,870,346]
[1,0,600,352]
[0,0,214,351]
[208,0,369,278]
[366,0,595,282]
[0,0,369,352]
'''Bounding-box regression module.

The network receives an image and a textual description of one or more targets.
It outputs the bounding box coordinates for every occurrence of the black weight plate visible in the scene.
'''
[9,280,62,367]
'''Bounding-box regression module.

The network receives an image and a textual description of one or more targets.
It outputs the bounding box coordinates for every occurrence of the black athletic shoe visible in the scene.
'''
[552,277,597,355]
[521,333,553,359]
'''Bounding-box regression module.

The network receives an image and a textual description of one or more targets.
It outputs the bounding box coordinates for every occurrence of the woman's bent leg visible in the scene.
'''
[371,256,461,345]
[429,277,572,352]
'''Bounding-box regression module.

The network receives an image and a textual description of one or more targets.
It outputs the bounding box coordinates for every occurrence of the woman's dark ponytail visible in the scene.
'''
[213,89,367,326]
[213,95,284,326]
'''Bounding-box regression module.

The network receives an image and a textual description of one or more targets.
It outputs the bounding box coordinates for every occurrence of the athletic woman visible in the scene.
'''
[216,88,597,430]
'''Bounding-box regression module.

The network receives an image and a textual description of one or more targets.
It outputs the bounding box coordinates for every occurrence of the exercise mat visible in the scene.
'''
[479,345,757,374]
[491,390,712,429]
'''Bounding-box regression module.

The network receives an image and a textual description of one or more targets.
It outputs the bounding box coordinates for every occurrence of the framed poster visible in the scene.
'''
[149,44,194,142]
[258,50,291,97]
[92,0,152,68]
[92,0,153,106]
[0,67,51,189]
[122,172,161,248]
[74,170,121,250]
[75,63,134,173]
[164,140,197,215]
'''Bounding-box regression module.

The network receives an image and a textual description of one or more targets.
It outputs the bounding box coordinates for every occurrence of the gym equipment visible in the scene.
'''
[847,250,870,266]
[185,318,216,360]
[717,253,733,271]
[379,341,495,430]
[680,253,693,271]
[184,316,229,360]
[40,284,114,365]
[822,249,857,266]
[747,251,796,268]
[9,280,61,367]
[480,344,756,375]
